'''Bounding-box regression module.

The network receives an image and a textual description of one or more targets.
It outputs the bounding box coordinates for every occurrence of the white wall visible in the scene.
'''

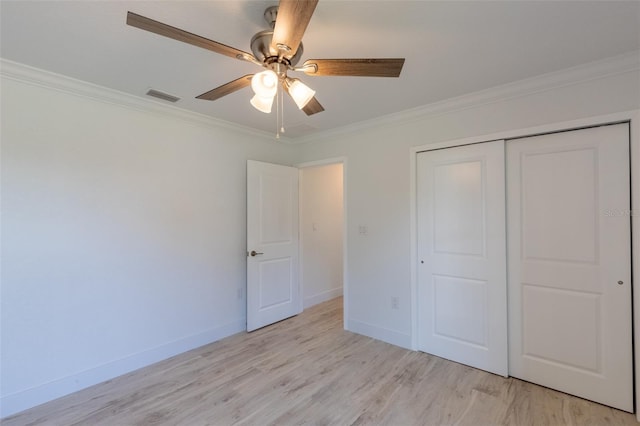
[0,68,293,417]
[293,58,640,349]
[300,163,343,308]
[2,53,639,418]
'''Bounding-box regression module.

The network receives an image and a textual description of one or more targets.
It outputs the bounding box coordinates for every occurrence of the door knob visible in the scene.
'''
[250,250,264,257]
[618,280,624,285]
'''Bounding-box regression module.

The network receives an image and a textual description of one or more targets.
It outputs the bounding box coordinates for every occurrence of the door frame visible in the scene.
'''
[297,157,348,329]
[409,109,640,418]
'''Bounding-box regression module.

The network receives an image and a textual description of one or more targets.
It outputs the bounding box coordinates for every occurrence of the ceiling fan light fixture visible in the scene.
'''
[126,3,405,128]
[251,70,278,98]
[286,78,315,110]
[250,94,275,114]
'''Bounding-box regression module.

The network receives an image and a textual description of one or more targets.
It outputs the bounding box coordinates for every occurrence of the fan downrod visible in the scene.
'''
[250,6,303,67]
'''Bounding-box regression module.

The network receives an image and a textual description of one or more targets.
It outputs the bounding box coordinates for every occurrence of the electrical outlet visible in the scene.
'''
[358,225,368,235]
[391,296,399,310]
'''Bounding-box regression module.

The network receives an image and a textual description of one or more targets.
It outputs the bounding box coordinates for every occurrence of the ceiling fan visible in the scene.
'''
[126,0,405,119]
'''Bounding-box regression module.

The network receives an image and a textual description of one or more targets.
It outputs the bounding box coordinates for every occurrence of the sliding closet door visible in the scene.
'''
[417,140,508,376]
[507,123,632,412]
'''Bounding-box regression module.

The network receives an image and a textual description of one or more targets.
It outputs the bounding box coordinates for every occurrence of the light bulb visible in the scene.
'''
[251,70,278,98]
[250,94,275,113]
[287,78,315,109]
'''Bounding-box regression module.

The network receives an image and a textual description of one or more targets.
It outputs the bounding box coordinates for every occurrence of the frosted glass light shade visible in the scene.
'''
[250,94,275,113]
[287,78,315,109]
[251,70,278,98]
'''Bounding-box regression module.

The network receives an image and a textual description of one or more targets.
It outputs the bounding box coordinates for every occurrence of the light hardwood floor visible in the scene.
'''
[4,297,637,425]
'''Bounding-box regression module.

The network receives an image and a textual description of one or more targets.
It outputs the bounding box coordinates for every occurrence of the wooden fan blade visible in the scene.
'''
[302,58,405,77]
[196,75,253,101]
[127,12,254,61]
[271,0,318,57]
[301,97,324,116]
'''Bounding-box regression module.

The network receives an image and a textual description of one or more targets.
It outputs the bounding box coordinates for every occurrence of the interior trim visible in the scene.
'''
[296,51,640,145]
[0,59,279,143]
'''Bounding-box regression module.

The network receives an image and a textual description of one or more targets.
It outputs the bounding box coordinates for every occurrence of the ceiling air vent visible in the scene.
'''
[145,89,180,103]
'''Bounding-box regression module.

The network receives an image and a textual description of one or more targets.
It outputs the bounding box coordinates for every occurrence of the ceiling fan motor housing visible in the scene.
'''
[250,31,304,67]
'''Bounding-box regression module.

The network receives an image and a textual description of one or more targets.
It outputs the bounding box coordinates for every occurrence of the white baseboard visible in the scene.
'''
[347,318,412,350]
[303,287,343,309]
[0,319,245,419]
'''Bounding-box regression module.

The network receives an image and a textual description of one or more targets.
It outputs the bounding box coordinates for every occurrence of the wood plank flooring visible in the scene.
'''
[3,297,636,425]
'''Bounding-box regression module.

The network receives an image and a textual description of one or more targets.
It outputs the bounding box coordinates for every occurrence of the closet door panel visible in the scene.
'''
[418,140,508,376]
[507,123,632,412]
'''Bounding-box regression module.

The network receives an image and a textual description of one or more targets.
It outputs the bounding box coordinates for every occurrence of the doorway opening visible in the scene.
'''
[299,160,346,326]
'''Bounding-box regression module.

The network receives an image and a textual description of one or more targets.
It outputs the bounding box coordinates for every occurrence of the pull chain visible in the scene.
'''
[276,83,280,139]
[275,82,285,139]
[280,83,285,135]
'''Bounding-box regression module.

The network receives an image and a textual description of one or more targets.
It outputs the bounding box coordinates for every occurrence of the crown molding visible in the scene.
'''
[3,51,638,145]
[0,59,289,143]
[294,50,640,145]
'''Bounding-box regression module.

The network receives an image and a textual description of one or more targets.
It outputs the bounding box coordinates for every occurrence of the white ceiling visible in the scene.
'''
[2,1,639,138]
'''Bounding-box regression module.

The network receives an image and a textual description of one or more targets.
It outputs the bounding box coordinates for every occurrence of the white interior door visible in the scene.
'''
[417,140,508,376]
[247,160,300,332]
[507,123,633,412]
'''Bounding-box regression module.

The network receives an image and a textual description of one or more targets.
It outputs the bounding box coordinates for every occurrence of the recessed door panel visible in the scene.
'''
[521,147,598,263]
[522,285,601,372]
[433,275,487,347]
[433,161,485,256]
[259,174,294,244]
[259,258,293,309]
